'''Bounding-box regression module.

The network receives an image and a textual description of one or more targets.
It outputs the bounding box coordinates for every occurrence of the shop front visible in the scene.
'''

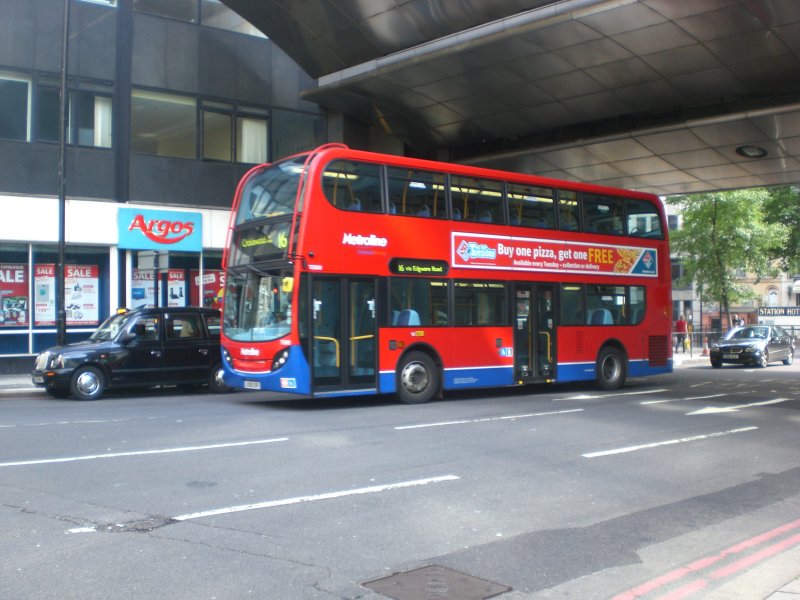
[0,195,229,373]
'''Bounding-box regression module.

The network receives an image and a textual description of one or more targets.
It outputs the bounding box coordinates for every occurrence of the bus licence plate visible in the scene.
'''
[244,380,261,390]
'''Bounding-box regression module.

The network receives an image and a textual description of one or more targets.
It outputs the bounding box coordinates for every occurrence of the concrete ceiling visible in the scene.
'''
[224,0,800,196]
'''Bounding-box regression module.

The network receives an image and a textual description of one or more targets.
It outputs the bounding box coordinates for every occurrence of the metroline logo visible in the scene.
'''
[341,232,388,247]
[128,214,196,245]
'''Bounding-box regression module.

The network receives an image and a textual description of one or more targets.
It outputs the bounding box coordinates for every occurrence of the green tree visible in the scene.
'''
[667,189,788,328]
[763,185,800,274]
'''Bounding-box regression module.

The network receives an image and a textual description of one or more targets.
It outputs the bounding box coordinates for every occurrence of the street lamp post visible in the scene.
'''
[56,0,70,346]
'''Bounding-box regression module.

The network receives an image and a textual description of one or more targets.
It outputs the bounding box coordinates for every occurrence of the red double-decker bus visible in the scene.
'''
[220,144,671,403]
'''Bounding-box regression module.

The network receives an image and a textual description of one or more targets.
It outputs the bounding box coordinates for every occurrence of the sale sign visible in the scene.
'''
[0,263,28,327]
[34,264,100,326]
[451,232,658,277]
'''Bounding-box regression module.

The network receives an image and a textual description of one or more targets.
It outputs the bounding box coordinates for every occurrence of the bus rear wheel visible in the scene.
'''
[596,346,626,391]
[397,351,439,404]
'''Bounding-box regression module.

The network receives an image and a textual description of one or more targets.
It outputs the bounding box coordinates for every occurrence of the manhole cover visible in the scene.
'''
[363,565,510,600]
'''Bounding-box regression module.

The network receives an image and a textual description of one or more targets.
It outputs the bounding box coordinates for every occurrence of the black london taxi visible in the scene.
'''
[32,307,229,400]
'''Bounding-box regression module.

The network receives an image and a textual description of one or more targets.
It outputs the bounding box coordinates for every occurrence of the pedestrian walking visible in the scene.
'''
[675,314,688,353]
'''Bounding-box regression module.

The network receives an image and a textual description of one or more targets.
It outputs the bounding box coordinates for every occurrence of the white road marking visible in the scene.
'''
[394,408,583,430]
[172,475,461,521]
[559,389,668,401]
[687,398,789,415]
[641,393,728,405]
[582,427,758,458]
[0,417,165,429]
[0,438,289,468]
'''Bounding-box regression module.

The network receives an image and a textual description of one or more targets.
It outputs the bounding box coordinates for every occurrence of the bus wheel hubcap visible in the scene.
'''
[401,362,429,394]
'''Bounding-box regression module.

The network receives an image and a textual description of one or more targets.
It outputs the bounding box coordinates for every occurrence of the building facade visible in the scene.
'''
[0,0,326,372]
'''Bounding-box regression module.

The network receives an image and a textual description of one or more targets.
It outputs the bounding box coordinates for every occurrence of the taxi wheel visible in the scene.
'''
[69,366,105,400]
[208,363,231,393]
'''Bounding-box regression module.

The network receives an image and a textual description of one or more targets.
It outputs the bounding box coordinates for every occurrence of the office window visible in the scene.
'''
[36,88,112,147]
[37,87,60,142]
[132,90,196,158]
[202,102,267,164]
[236,113,268,164]
[0,74,31,141]
[202,102,233,161]
[72,91,112,147]
[134,0,197,22]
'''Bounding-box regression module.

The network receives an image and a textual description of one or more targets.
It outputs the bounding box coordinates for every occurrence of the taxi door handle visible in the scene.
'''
[151,350,162,357]
[199,349,209,355]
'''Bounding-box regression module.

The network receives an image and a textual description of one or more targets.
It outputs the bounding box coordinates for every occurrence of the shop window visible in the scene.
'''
[131,89,196,158]
[454,281,506,326]
[0,73,31,141]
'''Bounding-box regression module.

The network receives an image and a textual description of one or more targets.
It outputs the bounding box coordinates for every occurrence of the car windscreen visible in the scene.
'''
[89,312,133,341]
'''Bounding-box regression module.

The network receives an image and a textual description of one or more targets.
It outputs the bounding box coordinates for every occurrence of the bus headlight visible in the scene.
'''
[222,347,232,363]
[271,348,289,371]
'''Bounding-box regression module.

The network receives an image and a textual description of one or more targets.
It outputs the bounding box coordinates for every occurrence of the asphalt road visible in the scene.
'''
[1,362,799,600]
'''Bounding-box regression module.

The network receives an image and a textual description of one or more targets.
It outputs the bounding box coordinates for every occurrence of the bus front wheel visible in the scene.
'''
[596,346,626,391]
[397,351,439,404]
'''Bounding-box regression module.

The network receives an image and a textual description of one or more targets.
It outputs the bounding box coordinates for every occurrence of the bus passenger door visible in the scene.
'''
[310,277,377,392]
[514,284,555,381]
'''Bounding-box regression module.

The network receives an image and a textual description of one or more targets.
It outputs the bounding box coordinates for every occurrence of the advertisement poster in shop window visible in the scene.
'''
[132,269,186,308]
[0,263,28,327]
[190,270,225,309]
[34,264,100,326]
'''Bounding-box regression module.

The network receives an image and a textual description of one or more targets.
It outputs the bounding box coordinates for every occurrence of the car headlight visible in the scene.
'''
[742,345,759,354]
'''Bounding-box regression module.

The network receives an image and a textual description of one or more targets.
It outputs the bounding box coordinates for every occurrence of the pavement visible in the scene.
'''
[1,359,798,599]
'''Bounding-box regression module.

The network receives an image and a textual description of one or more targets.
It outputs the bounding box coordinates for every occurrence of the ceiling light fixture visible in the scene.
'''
[735,145,767,159]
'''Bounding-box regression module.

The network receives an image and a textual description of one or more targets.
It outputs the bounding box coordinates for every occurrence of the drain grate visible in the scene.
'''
[363,564,511,600]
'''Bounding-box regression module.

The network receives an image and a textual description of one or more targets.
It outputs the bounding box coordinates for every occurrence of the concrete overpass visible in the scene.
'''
[223,0,800,196]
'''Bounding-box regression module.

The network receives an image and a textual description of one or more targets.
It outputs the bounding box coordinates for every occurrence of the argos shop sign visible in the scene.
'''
[118,208,202,251]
